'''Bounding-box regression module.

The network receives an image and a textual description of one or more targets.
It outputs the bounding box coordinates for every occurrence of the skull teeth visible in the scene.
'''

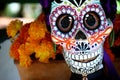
[65,47,102,67]
[70,48,102,63]
[73,55,99,63]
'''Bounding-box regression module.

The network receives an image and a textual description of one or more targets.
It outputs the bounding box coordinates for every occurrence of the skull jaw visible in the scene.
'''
[63,45,104,76]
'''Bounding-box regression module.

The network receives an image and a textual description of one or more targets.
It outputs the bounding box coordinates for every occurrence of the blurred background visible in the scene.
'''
[0,0,120,80]
[0,2,42,18]
[0,0,42,29]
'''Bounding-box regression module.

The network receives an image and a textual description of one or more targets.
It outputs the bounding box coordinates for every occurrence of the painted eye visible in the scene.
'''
[56,14,74,33]
[83,11,100,30]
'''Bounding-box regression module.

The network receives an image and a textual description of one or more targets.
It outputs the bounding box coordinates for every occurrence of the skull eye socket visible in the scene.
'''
[83,11,100,30]
[56,14,74,33]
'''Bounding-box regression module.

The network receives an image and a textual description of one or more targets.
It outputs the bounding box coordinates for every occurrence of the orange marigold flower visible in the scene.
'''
[113,19,120,47]
[19,53,32,68]
[35,39,55,63]
[27,37,40,45]
[10,39,20,60]
[104,37,115,61]
[7,20,23,38]
[114,38,120,46]
[24,42,38,55]
[9,23,30,60]
[28,20,47,41]
[44,32,52,41]
[7,13,61,67]
[19,23,30,44]
[18,44,32,67]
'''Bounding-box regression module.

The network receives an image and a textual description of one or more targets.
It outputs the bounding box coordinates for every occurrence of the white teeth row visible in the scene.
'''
[71,58,100,68]
[66,48,102,61]
[65,48,103,68]
[70,54,102,68]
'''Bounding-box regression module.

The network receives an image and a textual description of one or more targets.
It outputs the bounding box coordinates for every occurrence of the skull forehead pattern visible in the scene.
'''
[68,0,85,7]
[49,0,113,77]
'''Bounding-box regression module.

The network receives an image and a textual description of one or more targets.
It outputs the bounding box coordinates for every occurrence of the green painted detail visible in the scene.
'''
[109,29,115,47]
[117,1,120,14]
[64,1,67,4]
[77,8,81,12]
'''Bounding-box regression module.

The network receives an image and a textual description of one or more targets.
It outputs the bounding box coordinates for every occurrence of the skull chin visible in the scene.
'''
[63,46,104,75]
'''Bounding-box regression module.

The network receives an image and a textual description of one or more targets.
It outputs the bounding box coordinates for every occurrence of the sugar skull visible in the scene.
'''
[49,0,115,79]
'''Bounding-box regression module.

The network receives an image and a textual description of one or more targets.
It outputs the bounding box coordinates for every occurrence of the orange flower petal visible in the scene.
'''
[35,40,55,63]
[7,20,23,38]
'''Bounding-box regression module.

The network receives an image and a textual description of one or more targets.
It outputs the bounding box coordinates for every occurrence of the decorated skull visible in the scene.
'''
[49,0,114,79]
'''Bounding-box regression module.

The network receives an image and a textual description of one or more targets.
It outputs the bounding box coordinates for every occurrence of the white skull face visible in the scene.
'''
[49,0,113,76]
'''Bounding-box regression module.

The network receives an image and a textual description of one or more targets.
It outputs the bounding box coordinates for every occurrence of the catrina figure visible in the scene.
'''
[40,0,119,80]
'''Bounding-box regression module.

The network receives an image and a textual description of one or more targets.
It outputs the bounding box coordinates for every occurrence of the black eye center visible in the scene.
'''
[83,11,100,30]
[56,14,74,33]
[85,14,95,26]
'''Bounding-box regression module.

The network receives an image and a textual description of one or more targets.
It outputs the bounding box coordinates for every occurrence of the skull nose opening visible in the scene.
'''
[75,30,87,40]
